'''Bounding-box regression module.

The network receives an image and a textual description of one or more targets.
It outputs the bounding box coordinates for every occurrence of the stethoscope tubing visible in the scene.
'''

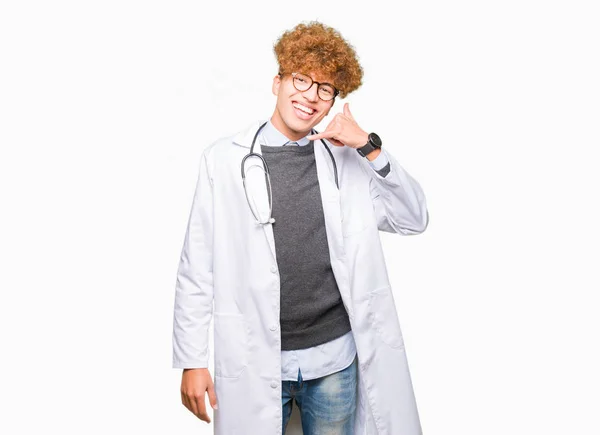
[240,121,339,225]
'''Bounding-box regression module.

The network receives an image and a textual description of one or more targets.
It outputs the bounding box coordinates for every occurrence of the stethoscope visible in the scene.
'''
[241,121,339,225]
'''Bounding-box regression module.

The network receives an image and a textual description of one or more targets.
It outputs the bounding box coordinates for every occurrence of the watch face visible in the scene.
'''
[369,133,382,147]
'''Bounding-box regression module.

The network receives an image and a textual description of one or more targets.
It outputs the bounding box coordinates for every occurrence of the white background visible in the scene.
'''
[1,0,599,434]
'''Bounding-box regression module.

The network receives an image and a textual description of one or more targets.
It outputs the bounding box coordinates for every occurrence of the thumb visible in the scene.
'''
[207,381,218,410]
[343,102,354,120]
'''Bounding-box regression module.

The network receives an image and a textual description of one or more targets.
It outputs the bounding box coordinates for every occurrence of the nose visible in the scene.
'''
[302,83,319,102]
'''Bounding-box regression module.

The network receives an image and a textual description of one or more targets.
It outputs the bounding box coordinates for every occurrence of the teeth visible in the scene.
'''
[293,102,315,115]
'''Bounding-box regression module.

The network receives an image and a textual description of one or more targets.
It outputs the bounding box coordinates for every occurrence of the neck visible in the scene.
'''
[270,109,310,142]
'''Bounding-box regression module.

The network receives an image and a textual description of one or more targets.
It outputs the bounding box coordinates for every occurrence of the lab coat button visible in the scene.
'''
[270,265,277,273]
[270,381,278,389]
[270,324,277,331]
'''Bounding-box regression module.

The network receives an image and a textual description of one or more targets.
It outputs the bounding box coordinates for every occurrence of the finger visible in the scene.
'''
[307,129,332,140]
[183,390,199,416]
[181,380,194,412]
[306,132,324,140]
[323,116,337,130]
[307,118,336,140]
[343,103,355,121]
[334,113,353,130]
[308,129,339,141]
[194,392,210,423]
[181,390,190,410]
[207,381,219,410]
[334,112,347,122]
[317,130,345,147]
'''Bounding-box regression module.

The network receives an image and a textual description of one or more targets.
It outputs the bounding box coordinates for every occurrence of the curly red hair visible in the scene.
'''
[273,21,363,99]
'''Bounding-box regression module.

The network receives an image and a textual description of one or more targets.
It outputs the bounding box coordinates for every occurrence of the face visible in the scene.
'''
[270,71,336,141]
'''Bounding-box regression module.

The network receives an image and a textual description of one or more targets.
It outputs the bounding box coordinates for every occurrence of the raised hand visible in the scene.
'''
[307,103,369,148]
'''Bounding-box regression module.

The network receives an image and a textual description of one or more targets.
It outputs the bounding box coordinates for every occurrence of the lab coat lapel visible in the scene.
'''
[313,139,346,267]
[240,122,278,263]
[313,138,355,319]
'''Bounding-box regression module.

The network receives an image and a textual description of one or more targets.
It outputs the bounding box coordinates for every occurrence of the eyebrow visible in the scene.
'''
[314,77,335,86]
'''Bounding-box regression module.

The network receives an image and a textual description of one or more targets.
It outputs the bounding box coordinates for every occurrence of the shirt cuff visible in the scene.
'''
[367,150,390,177]
[367,149,389,170]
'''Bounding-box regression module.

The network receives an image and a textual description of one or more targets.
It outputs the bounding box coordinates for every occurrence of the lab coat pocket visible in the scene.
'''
[368,286,405,349]
[341,196,371,237]
[213,313,249,378]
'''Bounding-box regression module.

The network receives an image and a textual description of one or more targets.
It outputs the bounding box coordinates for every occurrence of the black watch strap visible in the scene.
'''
[357,141,376,157]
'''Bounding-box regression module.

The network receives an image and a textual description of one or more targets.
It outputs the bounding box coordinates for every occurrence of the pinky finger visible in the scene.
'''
[181,391,191,411]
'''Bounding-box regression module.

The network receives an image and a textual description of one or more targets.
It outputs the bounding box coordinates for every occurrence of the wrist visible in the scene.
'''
[356,132,383,158]
[365,148,382,161]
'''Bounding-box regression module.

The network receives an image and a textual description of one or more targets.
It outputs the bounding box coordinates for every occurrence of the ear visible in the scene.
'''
[272,74,282,96]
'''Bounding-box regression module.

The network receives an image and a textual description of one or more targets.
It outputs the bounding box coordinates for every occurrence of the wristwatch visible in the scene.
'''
[356,132,383,157]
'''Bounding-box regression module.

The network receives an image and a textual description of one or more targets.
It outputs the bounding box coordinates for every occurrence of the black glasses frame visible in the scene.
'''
[279,71,340,101]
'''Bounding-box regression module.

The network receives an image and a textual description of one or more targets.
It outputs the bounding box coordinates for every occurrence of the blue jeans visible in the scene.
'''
[281,355,358,435]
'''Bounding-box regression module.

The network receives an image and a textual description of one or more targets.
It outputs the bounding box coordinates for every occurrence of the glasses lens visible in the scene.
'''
[293,73,312,91]
[318,85,336,101]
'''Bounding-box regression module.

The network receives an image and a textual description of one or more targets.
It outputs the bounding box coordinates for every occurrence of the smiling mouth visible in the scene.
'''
[292,101,317,119]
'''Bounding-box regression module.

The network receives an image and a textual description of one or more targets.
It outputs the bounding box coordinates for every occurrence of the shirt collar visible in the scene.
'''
[261,119,311,146]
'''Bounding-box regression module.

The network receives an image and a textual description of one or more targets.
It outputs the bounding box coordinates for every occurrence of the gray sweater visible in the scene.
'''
[260,141,352,350]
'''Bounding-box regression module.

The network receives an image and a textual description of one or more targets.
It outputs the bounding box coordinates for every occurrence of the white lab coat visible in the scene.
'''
[173,119,429,435]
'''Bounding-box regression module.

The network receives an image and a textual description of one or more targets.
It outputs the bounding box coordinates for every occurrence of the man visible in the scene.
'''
[172,21,429,435]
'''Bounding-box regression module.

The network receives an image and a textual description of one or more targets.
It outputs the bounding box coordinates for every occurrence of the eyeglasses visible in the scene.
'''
[287,72,339,102]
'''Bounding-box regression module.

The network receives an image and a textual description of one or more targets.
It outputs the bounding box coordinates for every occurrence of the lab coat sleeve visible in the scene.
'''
[358,147,429,235]
[172,150,214,369]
